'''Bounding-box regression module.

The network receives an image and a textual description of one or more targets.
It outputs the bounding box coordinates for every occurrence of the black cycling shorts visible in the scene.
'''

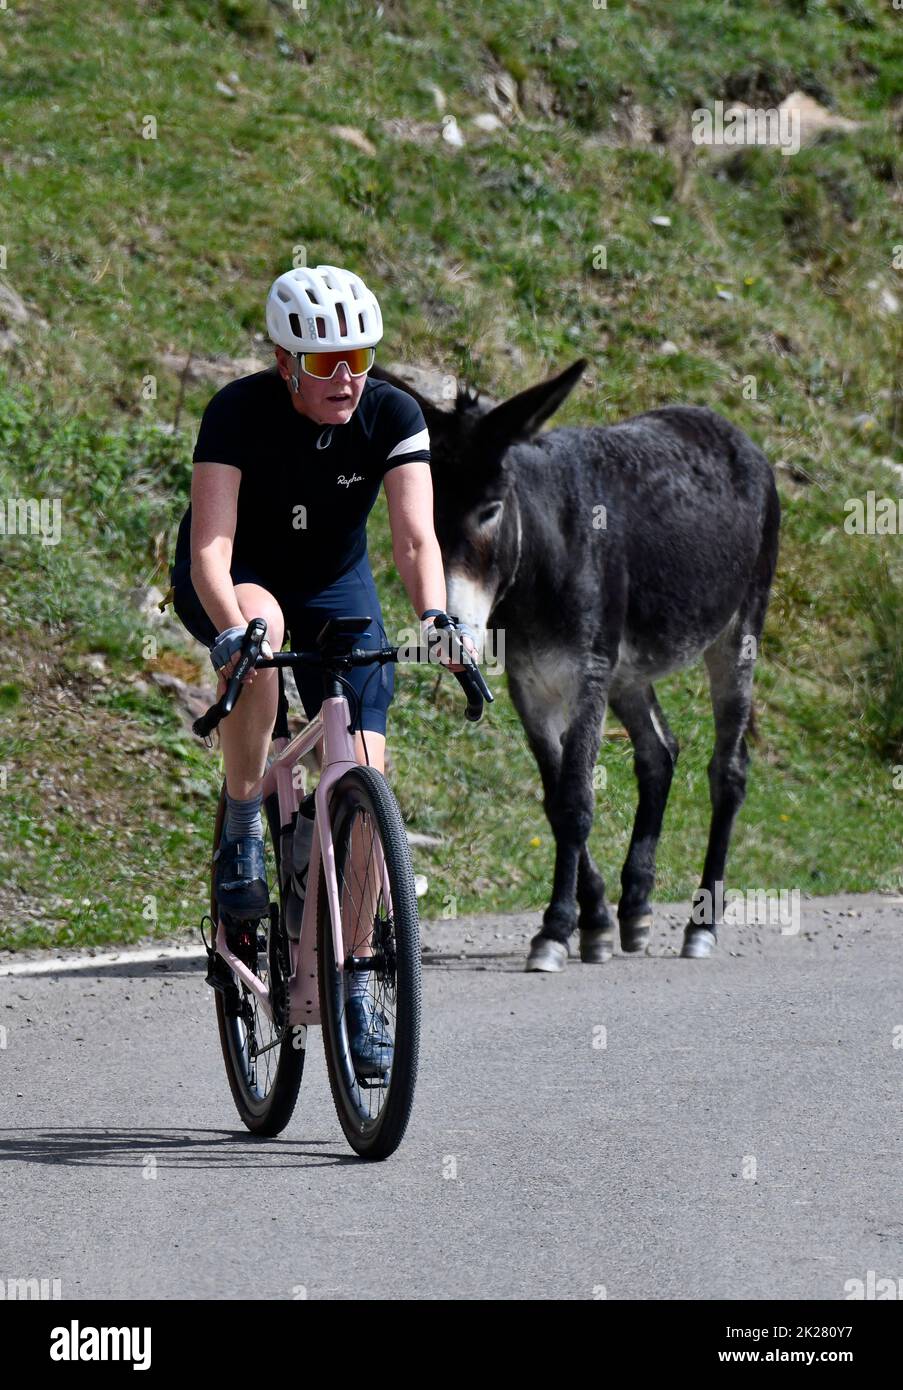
[170,555,394,736]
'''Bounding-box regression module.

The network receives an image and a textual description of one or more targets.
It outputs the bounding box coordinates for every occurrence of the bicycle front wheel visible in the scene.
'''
[317,765,421,1160]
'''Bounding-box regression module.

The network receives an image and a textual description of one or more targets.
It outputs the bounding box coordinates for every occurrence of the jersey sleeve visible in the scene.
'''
[192,384,246,470]
[379,387,431,476]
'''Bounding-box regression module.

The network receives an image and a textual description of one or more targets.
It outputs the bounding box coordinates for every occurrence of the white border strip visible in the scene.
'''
[386,427,430,460]
[0,943,207,978]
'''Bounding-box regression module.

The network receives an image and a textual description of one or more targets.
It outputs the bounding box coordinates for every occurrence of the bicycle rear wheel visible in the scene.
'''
[318,765,421,1159]
[210,786,305,1136]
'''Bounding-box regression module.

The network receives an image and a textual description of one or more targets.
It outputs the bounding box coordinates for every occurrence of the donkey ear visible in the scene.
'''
[368,363,450,434]
[474,359,587,446]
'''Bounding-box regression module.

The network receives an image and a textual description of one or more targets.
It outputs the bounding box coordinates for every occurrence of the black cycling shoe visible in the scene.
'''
[213,836,269,922]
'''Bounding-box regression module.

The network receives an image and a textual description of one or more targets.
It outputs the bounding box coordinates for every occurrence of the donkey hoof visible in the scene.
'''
[579,927,614,964]
[681,928,717,959]
[619,914,653,954]
[525,937,569,973]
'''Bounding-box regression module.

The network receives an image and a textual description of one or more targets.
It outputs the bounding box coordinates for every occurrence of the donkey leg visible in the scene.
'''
[576,845,618,964]
[682,624,756,959]
[610,684,679,954]
[505,674,571,972]
[574,690,618,964]
[511,717,616,966]
[525,677,611,973]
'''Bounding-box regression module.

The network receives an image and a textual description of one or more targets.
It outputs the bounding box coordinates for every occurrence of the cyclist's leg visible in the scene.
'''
[171,566,285,798]
[171,567,286,918]
[217,583,285,799]
[353,730,385,774]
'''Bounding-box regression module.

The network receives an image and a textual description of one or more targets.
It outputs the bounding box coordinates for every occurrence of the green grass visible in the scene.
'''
[0,0,901,949]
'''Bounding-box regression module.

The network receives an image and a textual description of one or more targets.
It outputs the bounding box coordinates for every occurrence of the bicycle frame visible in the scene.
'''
[213,692,389,1030]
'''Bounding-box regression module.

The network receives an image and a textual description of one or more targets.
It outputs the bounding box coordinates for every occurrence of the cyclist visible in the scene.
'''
[168,264,475,1068]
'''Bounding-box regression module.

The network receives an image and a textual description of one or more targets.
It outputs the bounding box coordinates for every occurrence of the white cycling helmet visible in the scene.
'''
[266,264,383,353]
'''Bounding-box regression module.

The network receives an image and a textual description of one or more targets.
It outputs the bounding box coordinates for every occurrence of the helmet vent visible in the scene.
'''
[316,316,327,337]
[289,313,303,339]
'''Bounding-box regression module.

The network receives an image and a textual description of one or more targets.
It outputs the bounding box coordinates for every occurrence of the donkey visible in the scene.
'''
[374,360,780,969]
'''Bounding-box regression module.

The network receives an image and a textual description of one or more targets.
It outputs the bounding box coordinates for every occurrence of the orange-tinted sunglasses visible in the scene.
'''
[298,347,375,379]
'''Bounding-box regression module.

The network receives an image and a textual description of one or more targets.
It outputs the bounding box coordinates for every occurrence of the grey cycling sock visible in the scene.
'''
[224,791,263,842]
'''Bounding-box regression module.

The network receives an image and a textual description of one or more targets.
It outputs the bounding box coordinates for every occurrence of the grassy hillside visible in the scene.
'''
[0,0,901,950]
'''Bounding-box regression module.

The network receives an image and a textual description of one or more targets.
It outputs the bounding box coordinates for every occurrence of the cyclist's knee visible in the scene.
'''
[356,730,385,773]
[233,583,285,651]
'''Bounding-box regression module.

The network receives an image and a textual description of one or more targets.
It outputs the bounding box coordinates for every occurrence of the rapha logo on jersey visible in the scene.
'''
[49,1321,151,1370]
[336,473,364,488]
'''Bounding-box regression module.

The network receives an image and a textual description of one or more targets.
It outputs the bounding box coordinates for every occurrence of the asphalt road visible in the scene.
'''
[0,893,900,1300]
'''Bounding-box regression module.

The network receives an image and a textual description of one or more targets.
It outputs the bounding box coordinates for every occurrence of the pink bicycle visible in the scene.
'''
[194,614,491,1160]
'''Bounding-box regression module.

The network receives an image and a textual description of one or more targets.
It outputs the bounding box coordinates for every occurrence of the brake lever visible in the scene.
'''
[220,617,267,716]
[425,620,494,721]
[444,626,494,699]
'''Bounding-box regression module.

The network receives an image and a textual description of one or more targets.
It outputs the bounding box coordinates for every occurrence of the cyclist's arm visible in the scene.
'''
[189,461,247,635]
[384,461,445,617]
[384,462,477,668]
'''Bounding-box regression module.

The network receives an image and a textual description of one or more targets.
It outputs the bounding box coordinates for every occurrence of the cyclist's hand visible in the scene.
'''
[422,617,478,673]
[211,626,272,686]
[445,630,478,672]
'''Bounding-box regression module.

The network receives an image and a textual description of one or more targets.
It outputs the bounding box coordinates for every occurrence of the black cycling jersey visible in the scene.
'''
[172,366,431,594]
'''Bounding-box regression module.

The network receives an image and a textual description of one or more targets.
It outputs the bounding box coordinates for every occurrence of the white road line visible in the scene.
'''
[0,944,207,978]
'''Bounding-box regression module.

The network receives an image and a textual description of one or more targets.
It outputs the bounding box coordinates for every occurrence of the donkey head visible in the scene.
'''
[372,359,586,645]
